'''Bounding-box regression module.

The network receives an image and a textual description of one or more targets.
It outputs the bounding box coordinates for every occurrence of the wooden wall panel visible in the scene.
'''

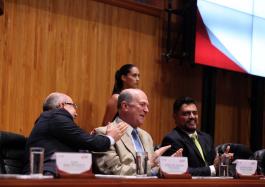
[0,0,263,147]
[0,0,193,144]
[147,63,202,143]
[215,71,251,146]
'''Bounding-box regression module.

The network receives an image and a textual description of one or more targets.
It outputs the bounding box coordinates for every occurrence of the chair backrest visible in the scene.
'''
[215,143,253,177]
[0,131,27,174]
[215,143,253,160]
[251,149,265,175]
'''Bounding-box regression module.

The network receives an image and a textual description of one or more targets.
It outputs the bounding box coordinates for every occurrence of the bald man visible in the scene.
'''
[23,92,127,176]
[94,89,182,176]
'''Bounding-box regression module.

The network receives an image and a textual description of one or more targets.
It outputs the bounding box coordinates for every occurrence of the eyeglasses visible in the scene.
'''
[181,111,198,117]
[64,102,78,109]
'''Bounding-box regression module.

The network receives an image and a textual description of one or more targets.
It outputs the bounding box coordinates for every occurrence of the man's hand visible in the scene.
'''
[223,145,234,159]
[214,145,234,172]
[213,154,221,172]
[106,122,128,142]
[149,146,183,168]
[171,148,183,157]
[149,145,171,168]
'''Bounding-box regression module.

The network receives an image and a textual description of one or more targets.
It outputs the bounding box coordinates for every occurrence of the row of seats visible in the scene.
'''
[0,131,264,175]
[215,143,265,176]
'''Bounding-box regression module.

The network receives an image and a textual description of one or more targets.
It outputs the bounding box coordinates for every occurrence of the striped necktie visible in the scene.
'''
[131,129,144,152]
[191,133,206,163]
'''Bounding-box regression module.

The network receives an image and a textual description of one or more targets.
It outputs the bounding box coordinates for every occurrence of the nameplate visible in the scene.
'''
[233,159,257,176]
[159,156,188,175]
[55,152,92,175]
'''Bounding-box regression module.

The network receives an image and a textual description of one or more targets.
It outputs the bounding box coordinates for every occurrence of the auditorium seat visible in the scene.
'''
[215,143,253,176]
[251,149,265,175]
[0,131,27,174]
[215,143,253,160]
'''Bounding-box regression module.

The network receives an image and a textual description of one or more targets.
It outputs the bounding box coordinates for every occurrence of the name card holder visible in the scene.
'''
[159,157,191,179]
[55,152,94,178]
[233,159,261,179]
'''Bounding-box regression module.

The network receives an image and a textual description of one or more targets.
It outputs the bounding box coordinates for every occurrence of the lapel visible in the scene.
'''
[138,129,149,152]
[114,118,147,159]
[176,128,205,164]
[98,119,138,159]
[120,128,137,159]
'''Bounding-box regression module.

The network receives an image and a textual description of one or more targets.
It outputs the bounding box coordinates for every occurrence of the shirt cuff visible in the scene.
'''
[209,165,216,176]
[106,135,115,146]
[151,167,159,176]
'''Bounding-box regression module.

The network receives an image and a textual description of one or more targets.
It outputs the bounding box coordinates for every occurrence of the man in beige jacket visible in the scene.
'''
[94,89,182,175]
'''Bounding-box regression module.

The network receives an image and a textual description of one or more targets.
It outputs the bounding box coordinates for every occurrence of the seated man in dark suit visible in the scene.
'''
[161,97,220,176]
[23,92,127,176]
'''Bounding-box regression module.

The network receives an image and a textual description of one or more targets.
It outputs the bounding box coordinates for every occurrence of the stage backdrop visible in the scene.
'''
[0,0,262,147]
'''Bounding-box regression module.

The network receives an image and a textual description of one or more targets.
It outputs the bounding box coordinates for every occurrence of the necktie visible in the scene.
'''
[191,134,206,163]
[131,129,144,152]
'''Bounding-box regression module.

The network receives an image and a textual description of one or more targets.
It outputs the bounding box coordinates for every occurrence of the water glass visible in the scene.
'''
[136,152,148,176]
[219,155,230,177]
[30,147,44,175]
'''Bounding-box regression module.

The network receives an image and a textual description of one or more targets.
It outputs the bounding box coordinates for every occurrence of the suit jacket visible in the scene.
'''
[23,108,110,175]
[161,127,216,176]
[94,120,154,176]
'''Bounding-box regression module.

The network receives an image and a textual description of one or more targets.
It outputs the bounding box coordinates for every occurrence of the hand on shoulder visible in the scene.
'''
[106,121,128,142]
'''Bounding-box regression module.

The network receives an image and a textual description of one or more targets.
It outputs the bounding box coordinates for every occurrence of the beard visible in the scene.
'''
[182,120,197,133]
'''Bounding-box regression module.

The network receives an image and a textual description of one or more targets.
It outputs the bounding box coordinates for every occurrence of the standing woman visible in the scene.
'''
[102,64,140,126]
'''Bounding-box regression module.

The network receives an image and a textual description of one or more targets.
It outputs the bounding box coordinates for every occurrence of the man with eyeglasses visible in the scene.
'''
[161,96,220,176]
[23,92,127,176]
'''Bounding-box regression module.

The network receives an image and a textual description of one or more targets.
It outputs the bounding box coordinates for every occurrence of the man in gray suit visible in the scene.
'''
[95,89,181,176]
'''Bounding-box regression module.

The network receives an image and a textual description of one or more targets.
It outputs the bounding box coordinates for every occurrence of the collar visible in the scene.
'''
[187,131,198,139]
[114,117,138,134]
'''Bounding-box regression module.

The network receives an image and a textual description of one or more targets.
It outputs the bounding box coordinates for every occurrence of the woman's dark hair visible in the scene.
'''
[112,64,136,94]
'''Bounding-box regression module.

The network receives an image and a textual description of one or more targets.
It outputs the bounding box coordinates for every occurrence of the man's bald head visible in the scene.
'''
[118,89,149,128]
[117,89,146,109]
[42,92,77,118]
[43,92,68,111]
